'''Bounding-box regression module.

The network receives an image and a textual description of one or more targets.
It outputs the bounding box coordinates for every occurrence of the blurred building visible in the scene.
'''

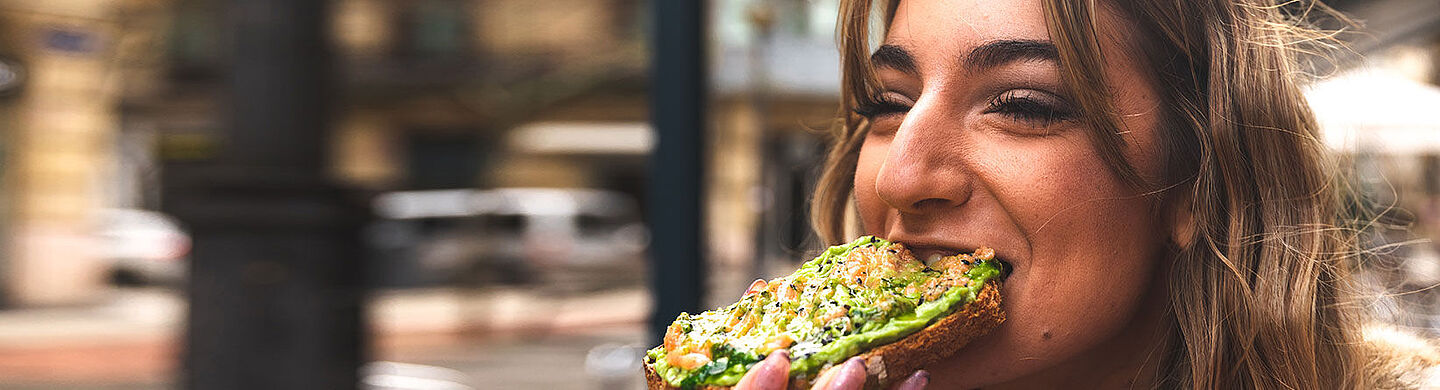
[123,0,649,193]
[0,0,656,305]
[706,0,844,278]
[122,0,851,296]
[0,0,1434,310]
[326,0,649,193]
[0,0,126,305]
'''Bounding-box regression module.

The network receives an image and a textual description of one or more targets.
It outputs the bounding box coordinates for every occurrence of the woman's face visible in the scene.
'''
[853,0,1172,387]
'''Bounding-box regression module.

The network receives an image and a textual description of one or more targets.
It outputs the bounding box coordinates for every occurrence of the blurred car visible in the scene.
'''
[361,361,472,390]
[370,188,648,290]
[97,208,191,286]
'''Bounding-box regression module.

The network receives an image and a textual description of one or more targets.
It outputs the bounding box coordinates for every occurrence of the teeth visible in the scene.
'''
[925,253,944,265]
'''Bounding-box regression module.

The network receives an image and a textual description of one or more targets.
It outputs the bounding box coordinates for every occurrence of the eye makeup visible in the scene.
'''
[981,89,1077,128]
[853,93,912,119]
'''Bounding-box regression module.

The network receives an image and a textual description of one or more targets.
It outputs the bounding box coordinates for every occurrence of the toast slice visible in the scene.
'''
[644,236,1006,389]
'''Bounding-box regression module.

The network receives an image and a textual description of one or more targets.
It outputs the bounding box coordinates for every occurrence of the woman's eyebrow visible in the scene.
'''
[871,44,919,74]
[964,39,1059,72]
[871,39,1060,75]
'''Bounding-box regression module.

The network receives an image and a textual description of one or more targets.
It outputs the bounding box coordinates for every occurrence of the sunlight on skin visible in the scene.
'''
[854,0,1176,388]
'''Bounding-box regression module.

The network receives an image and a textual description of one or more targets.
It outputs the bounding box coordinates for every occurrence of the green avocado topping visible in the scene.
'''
[645,236,1003,388]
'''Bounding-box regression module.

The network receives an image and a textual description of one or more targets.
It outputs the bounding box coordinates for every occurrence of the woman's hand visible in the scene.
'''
[732,351,929,390]
[733,350,794,389]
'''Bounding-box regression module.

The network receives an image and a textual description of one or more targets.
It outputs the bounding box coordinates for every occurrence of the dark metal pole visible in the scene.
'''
[647,0,708,345]
[168,0,365,389]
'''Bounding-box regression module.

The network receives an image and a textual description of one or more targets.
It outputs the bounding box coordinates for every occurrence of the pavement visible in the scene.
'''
[0,285,653,389]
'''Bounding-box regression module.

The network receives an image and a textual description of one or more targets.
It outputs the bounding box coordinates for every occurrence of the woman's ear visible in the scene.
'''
[1167,191,1196,250]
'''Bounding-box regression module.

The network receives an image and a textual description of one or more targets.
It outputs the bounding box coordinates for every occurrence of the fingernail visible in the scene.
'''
[823,358,867,389]
[769,350,789,362]
[745,279,768,296]
[737,350,789,389]
[896,370,929,390]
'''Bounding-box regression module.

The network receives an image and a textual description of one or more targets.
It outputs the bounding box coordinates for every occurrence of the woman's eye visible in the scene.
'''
[854,93,912,119]
[982,89,1077,128]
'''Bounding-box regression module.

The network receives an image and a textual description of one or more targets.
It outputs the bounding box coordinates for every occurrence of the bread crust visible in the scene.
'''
[645,282,1004,390]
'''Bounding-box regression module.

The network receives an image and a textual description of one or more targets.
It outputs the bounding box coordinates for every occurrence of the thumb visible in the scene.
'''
[735,350,790,390]
[892,370,929,390]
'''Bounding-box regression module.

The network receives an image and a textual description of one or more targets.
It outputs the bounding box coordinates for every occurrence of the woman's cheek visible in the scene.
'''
[854,135,892,228]
[972,134,1103,214]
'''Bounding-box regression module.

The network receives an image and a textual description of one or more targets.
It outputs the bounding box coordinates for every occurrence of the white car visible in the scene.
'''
[97,208,191,286]
[371,188,648,289]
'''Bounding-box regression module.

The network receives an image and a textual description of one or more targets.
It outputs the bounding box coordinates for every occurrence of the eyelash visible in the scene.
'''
[982,90,1077,126]
[853,97,909,118]
[853,90,1078,127]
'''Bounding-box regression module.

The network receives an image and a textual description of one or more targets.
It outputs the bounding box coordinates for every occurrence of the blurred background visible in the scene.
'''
[0,0,1429,389]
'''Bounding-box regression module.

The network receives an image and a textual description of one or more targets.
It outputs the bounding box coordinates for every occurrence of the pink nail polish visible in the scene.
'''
[772,350,789,361]
[898,370,929,390]
[824,358,866,389]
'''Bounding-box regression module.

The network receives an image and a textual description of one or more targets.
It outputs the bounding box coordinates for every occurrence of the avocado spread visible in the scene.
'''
[645,236,1003,388]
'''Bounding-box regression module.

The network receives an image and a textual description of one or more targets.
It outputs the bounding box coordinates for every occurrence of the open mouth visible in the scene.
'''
[911,245,1014,279]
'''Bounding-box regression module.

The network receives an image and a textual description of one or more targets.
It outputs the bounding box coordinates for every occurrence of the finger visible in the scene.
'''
[744,279,768,297]
[813,357,866,390]
[808,358,846,389]
[735,350,789,390]
[892,370,929,390]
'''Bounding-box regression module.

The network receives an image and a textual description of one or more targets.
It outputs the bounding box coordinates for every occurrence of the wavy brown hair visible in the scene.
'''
[812,0,1368,388]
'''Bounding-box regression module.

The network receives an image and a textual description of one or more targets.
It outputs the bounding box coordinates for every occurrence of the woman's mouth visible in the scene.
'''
[909,244,1014,277]
[907,245,969,263]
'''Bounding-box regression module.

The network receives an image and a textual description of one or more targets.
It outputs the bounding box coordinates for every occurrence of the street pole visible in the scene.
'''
[647,0,708,345]
[166,0,366,389]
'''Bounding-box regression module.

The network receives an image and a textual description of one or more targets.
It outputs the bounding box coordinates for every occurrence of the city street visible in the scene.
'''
[0,286,651,389]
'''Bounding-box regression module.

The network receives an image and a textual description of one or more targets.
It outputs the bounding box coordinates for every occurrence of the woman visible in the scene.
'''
[734,0,1437,388]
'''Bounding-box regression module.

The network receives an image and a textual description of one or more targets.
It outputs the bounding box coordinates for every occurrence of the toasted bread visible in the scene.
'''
[644,237,1006,389]
[645,282,1002,389]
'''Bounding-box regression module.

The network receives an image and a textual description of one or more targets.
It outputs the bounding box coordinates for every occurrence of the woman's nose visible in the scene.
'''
[873,110,976,215]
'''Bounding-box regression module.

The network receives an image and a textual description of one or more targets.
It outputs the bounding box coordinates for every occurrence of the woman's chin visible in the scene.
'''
[921,277,1054,389]
[921,324,1030,389]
